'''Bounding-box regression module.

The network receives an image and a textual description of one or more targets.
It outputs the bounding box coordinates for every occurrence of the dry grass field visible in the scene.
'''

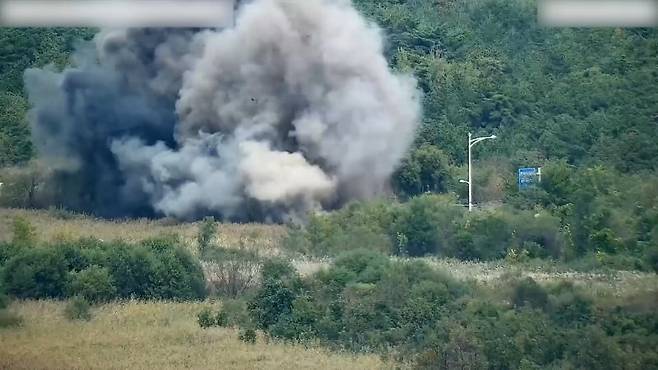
[0,300,390,370]
[0,208,286,255]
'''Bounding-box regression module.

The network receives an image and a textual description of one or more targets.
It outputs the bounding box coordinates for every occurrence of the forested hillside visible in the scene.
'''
[0,27,95,166]
[354,0,657,173]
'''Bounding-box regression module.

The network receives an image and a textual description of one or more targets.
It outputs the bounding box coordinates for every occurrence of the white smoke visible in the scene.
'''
[30,0,422,221]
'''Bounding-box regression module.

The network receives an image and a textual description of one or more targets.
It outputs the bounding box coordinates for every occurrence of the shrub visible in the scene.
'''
[0,292,8,310]
[197,217,217,257]
[511,277,549,310]
[0,162,52,208]
[393,197,442,256]
[68,265,117,303]
[107,238,206,300]
[248,278,298,330]
[239,328,257,344]
[458,212,512,261]
[0,310,23,328]
[64,296,92,321]
[11,216,36,247]
[292,200,398,257]
[333,249,389,278]
[219,299,251,327]
[645,244,658,273]
[2,236,206,301]
[215,309,229,327]
[204,246,260,298]
[106,242,157,298]
[197,307,216,329]
[240,252,658,368]
[0,241,22,265]
[261,258,296,281]
[394,144,452,197]
[145,239,207,300]
[281,225,312,255]
[548,282,593,326]
[2,247,69,299]
[565,326,623,370]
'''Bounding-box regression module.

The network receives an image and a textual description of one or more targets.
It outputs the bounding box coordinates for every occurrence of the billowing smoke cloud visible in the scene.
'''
[25,0,421,221]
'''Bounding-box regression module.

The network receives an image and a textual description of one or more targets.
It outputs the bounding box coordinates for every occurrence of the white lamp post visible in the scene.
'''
[460,132,496,211]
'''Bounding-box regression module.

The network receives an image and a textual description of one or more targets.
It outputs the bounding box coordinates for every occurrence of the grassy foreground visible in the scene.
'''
[0,300,388,370]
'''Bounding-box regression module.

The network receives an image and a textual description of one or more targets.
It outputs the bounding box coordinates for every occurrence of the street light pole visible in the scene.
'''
[461,133,496,211]
[468,132,473,212]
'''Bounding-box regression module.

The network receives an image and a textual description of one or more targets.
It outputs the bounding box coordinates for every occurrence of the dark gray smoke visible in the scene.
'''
[25,0,421,221]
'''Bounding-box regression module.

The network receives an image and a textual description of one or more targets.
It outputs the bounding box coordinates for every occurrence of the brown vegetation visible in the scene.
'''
[0,300,388,370]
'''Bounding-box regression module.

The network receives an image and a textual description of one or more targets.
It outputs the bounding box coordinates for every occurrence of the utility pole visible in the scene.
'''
[460,133,496,211]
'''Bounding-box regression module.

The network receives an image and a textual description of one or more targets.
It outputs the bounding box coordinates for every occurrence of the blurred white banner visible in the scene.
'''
[539,0,658,27]
[0,0,234,27]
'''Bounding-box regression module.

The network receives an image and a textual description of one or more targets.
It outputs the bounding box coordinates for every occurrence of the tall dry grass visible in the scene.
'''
[0,208,286,254]
[0,300,390,370]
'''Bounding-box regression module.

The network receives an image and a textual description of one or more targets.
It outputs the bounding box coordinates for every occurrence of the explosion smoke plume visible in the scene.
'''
[26,0,421,221]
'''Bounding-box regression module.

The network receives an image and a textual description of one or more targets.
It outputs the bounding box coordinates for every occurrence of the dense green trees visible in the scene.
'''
[0,27,94,166]
[0,234,207,301]
[286,178,656,270]
[353,0,658,174]
[242,250,658,368]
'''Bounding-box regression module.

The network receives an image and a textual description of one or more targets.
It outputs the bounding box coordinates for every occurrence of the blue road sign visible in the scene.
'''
[518,167,540,190]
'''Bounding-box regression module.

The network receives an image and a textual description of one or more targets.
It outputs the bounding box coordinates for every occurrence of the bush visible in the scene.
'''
[0,292,8,310]
[64,296,92,321]
[261,258,296,281]
[2,236,206,301]
[0,241,22,266]
[239,328,257,344]
[394,144,452,197]
[393,197,442,256]
[197,307,216,329]
[204,246,260,298]
[248,278,298,330]
[240,252,658,367]
[220,299,251,327]
[548,282,594,326]
[11,216,36,247]
[2,247,69,299]
[283,196,569,262]
[333,249,390,279]
[511,277,549,310]
[144,238,207,300]
[645,244,658,273]
[107,238,206,300]
[565,326,623,370]
[215,309,229,327]
[106,242,157,298]
[0,162,53,209]
[197,301,251,329]
[68,265,117,303]
[0,310,23,328]
[197,217,217,257]
[293,201,397,257]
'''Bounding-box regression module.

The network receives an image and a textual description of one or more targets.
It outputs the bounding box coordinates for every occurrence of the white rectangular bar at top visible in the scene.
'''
[0,0,234,27]
[539,0,658,27]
